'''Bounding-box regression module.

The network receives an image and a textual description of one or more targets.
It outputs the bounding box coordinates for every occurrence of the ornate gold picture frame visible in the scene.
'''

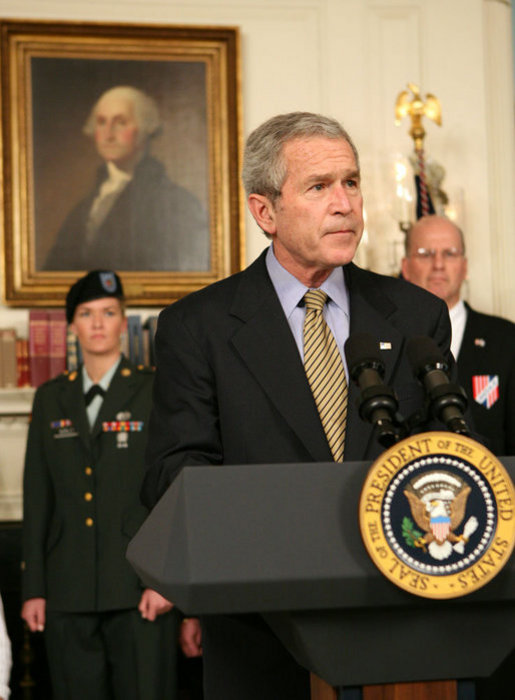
[0,19,243,306]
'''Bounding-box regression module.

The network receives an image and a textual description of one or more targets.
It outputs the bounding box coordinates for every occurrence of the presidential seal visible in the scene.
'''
[359,432,515,599]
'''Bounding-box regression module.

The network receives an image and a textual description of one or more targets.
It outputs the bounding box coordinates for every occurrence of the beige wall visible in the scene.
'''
[0,0,513,323]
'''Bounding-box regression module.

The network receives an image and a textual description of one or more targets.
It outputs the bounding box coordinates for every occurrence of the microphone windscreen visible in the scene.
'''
[344,332,381,374]
[406,335,446,376]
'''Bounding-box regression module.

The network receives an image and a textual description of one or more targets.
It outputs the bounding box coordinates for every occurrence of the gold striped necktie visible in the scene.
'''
[303,289,348,462]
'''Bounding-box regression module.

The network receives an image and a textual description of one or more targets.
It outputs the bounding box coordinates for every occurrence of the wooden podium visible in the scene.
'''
[311,674,457,699]
[127,460,515,698]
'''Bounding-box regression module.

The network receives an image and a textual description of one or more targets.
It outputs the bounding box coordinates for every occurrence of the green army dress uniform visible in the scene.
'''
[22,357,179,700]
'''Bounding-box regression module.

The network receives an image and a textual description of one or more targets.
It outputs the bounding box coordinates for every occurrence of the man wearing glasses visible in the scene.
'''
[402,214,515,458]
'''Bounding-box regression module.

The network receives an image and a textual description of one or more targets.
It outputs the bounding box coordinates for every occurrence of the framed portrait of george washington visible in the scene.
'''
[0,19,243,306]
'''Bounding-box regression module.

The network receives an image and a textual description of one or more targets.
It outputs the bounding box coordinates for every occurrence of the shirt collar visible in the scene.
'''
[449,299,466,325]
[82,355,122,392]
[266,244,349,318]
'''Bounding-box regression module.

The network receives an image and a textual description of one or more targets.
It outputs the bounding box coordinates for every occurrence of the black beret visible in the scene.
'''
[66,270,124,323]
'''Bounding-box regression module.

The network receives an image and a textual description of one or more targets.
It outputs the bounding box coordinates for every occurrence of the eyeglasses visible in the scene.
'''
[410,247,464,261]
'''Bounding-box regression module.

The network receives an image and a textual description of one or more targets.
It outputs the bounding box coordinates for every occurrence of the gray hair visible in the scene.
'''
[83,86,161,140]
[241,111,360,201]
[405,215,466,256]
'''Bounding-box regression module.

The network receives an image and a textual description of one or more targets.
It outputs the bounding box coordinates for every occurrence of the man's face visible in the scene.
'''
[71,297,126,357]
[401,217,467,309]
[93,94,142,169]
[249,136,364,286]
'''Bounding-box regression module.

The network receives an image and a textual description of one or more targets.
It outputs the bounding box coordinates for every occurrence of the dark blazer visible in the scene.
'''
[44,155,209,272]
[23,358,153,613]
[141,250,452,700]
[456,302,515,456]
[142,250,452,504]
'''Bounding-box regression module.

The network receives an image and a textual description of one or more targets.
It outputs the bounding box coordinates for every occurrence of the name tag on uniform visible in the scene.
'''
[50,419,79,439]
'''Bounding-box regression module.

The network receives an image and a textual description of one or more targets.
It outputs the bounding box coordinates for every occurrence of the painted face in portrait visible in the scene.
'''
[93,93,143,170]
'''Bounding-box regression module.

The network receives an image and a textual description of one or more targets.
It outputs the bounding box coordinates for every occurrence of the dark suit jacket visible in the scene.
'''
[142,251,452,503]
[44,155,209,272]
[141,250,452,700]
[23,358,153,613]
[456,303,515,456]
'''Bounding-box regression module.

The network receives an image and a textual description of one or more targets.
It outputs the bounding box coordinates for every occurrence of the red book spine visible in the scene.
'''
[29,310,50,387]
[48,310,67,378]
[16,338,31,387]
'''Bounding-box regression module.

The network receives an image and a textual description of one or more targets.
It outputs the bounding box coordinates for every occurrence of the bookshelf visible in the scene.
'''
[0,387,35,416]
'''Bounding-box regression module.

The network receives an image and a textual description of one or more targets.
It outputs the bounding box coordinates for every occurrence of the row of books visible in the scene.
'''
[0,311,159,390]
[121,315,159,370]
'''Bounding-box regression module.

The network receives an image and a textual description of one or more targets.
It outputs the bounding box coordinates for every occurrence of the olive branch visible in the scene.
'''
[402,516,423,548]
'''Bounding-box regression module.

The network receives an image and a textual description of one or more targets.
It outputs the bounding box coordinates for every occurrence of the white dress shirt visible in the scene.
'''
[449,299,467,360]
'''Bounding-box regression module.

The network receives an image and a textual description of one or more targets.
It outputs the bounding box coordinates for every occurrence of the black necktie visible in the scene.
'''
[84,385,106,407]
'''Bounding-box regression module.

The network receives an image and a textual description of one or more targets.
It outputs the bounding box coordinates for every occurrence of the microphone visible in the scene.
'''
[344,333,403,447]
[406,335,469,435]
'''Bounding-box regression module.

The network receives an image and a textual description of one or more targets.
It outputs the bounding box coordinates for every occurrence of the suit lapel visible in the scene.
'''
[456,303,476,374]
[229,254,332,462]
[227,256,407,463]
[344,264,405,460]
